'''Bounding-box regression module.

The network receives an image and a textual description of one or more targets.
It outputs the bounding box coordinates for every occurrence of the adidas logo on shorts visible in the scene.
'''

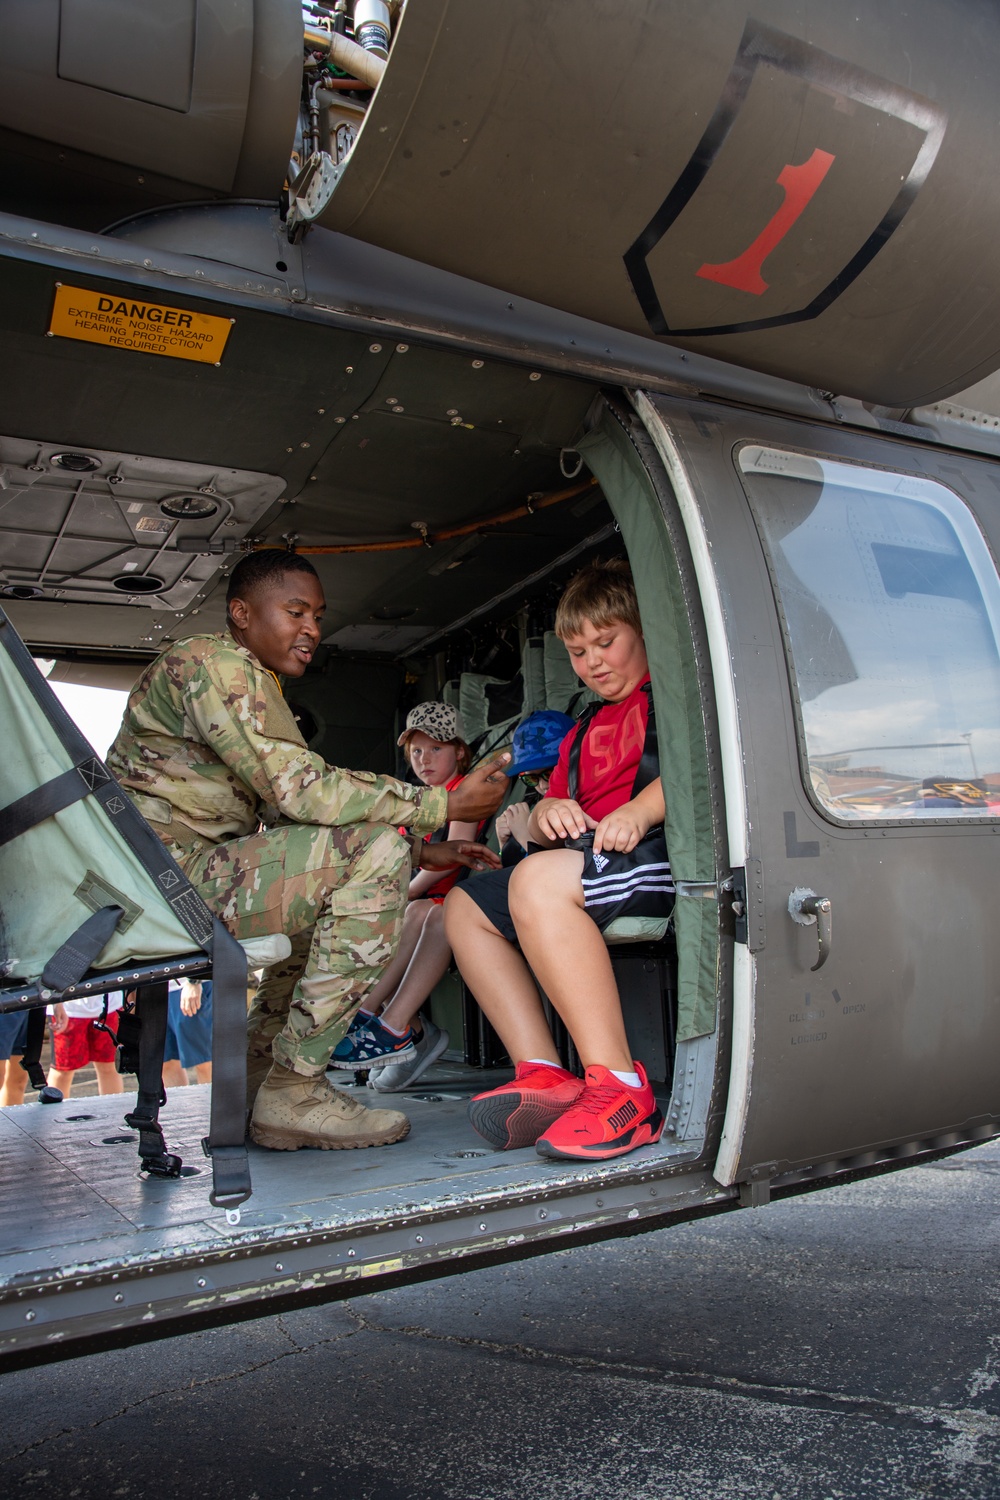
[592,851,609,872]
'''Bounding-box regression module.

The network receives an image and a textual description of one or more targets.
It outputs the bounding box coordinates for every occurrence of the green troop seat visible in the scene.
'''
[0,607,252,1212]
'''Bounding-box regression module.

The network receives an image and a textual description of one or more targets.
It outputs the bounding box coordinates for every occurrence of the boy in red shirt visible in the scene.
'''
[446,559,673,1161]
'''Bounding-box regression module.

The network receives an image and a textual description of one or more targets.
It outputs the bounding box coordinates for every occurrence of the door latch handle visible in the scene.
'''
[788,887,832,971]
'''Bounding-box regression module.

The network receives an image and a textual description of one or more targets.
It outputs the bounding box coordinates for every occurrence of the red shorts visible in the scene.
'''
[51,1011,119,1071]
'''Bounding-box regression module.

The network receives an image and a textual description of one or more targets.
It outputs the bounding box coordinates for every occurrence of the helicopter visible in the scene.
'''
[1,0,1000,1368]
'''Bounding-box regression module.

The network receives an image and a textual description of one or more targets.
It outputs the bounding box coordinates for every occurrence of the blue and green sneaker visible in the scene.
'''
[327,1014,417,1071]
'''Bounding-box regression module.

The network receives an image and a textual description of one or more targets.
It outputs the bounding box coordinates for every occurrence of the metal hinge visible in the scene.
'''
[730,860,766,950]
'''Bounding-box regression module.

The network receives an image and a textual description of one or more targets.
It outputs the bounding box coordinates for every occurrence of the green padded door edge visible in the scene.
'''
[577,414,718,1040]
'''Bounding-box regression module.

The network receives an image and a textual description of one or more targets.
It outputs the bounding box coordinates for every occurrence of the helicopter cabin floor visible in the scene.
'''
[0,1062,694,1287]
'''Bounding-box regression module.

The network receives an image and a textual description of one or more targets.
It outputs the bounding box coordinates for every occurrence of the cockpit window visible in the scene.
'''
[738,446,1000,822]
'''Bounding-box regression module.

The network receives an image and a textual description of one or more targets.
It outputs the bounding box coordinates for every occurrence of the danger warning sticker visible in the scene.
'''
[48,283,233,364]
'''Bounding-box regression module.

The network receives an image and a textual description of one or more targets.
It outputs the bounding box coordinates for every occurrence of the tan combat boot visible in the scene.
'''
[249,1062,410,1150]
[245,1049,274,1130]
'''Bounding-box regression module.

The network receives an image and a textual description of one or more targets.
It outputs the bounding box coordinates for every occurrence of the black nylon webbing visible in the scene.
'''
[124,982,172,1171]
[205,917,251,1207]
[567,683,658,803]
[40,905,124,992]
[0,609,251,1208]
[20,1007,47,1091]
[0,763,103,848]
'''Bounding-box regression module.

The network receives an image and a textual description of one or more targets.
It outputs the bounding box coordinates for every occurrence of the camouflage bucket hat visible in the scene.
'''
[397,701,464,746]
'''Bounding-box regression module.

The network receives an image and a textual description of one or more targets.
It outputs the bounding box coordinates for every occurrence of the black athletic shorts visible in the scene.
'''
[458,828,675,943]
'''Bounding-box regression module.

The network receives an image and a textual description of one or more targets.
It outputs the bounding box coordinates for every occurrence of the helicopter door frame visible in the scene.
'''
[631,392,753,1186]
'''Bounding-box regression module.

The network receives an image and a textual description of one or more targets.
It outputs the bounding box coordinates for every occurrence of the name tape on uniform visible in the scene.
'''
[48,283,233,365]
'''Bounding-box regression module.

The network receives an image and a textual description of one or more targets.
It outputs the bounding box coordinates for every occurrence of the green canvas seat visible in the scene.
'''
[0,607,251,1211]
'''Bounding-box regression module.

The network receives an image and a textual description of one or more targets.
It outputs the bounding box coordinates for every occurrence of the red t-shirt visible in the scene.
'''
[546,675,651,821]
[407,774,468,901]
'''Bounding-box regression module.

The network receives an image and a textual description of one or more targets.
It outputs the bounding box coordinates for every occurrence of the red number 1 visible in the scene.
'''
[697,147,836,296]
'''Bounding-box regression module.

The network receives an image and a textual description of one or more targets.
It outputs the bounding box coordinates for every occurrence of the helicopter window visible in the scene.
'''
[739,447,1000,822]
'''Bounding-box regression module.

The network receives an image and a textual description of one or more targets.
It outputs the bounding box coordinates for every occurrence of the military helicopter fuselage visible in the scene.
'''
[1,0,1000,1367]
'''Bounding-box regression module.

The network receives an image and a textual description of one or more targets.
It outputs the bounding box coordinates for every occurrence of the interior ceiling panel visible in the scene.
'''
[0,434,282,651]
[0,250,603,656]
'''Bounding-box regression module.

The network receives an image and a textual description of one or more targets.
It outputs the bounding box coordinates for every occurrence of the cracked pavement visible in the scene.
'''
[3,1141,999,1499]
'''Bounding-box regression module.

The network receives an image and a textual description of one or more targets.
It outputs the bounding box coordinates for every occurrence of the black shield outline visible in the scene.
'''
[623,20,948,338]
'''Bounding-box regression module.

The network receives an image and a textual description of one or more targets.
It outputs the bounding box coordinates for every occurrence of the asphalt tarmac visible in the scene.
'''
[3,1140,999,1500]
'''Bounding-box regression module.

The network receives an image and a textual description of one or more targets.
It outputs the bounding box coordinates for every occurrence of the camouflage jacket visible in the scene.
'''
[107,633,448,846]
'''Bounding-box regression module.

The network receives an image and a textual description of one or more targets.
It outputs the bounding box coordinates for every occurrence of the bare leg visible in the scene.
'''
[0,1059,6,1095]
[94,1061,124,1095]
[0,1056,28,1106]
[508,850,633,1074]
[47,1068,75,1098]
[193,1062,213,1084]
[362,901,434,1015]
[162,1059,189,1088]
[444,887,560,1065]
[380,905,453,1034]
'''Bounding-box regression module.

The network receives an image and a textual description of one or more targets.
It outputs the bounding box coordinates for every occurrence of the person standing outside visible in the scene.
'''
[107,549,505,1152]
[161,979,213,1088]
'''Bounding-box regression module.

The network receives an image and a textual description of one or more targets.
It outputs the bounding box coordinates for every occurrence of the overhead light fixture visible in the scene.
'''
[160,492,220,520]
[112,573,165,594]
[49,451,102,473]
[1,584,45,599]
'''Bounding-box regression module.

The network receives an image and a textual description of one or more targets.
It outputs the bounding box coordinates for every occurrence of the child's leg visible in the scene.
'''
[380,904,453,1035]
[507,850,633,1074]
[0,1057,28,1106]
[193,1061,213,1084]
[94,1061,124,1095]
[47,1068,75,1097]
[360,899,435,1015]
[444,887,560,1064]
[162,1059,189,1088]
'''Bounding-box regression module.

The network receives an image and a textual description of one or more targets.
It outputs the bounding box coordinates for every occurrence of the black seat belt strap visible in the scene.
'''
[567,684,659,803]
[19,1007,48,1091]
[203,917,251,1209]
[40,904,125,993]
[566,702,603,803]
[630,684,659,798]
[0,759,109,848]
[123,982,179,1178]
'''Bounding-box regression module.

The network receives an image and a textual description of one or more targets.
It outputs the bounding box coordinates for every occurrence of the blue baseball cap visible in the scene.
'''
[506,710,576,777]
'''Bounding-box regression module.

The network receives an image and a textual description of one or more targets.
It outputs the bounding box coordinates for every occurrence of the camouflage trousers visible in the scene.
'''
[177,822,410,1077]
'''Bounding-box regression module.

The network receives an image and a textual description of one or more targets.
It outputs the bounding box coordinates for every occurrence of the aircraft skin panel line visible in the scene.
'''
[631,391,753,1188]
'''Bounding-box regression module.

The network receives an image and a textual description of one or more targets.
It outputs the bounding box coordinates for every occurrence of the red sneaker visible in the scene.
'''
[468,1062,585,1150]
[535,1062,664,1161]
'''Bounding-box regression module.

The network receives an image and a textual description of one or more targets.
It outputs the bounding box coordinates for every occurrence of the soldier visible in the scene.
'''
[108,549,506,1151]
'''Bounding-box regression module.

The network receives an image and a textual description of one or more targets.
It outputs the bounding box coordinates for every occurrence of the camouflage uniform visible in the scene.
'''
[107,634,447,1076]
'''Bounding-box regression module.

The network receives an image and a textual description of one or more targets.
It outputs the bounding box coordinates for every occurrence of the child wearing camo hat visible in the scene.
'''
[328,701,477,1085]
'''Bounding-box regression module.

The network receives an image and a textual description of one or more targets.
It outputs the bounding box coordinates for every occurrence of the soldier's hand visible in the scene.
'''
[446,753,511,822]
[419,840,502,873]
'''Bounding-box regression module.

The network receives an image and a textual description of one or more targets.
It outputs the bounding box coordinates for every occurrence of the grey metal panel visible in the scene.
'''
[645,393,1000,1182]
[320,0,1000,406]
[232,0,308,198]
[0,1084,715,1363]
[58,0,197,113]
[0,0,275,192]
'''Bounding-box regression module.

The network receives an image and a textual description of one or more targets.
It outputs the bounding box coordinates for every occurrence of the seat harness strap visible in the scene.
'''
[0,758,109,848]
[567,683,658,804]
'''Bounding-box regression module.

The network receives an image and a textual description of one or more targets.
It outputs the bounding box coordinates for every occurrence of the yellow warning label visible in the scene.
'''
[48,283,233,365]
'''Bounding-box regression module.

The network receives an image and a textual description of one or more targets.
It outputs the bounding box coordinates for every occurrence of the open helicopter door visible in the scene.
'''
[632,391,1000,1197]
